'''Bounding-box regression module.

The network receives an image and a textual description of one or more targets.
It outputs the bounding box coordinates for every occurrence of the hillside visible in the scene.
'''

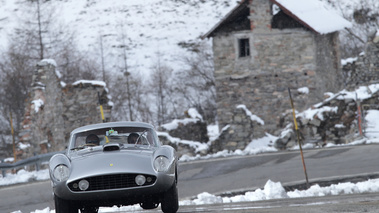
[0,0,237,75]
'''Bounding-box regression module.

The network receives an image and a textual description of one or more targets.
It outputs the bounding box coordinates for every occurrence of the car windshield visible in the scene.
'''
[69,126,159,150]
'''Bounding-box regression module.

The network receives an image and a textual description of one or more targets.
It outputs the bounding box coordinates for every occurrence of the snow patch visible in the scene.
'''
[341,57,358,66]
[298,87,309,94]
[161,118,199,131]
[187,108,203,121]
[236,105,264,125]
[40,59,57,67]
[31,99,44,113]
[72,80,107,87]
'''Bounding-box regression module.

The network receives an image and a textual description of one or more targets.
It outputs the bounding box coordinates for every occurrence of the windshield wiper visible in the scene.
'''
[70,146,85,151]
[70,144,97,151]
[134,130,149,147]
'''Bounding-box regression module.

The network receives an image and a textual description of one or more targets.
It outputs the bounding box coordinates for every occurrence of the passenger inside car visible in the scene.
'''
[128,133,139,144]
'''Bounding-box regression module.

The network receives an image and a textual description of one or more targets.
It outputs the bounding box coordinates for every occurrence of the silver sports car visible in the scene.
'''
[49,121,179,213]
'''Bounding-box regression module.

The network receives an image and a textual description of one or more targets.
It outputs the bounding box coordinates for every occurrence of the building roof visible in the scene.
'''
[202,0,249,38]
[272,0,352,34]
[203,0,352,38]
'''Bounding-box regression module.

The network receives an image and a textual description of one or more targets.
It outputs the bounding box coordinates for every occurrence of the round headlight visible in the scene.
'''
[53,165,70,182]
[153,156,170,172]
[135,175,146,186]
[79,179,89,191]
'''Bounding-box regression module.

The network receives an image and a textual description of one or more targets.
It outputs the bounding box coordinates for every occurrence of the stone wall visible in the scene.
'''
[211,0,343,151]
[161,120,209,143]
[19,60,112,158]
[61,82,112,145]
[343,31,379,88]
[275,87,379,149]
[211,105,265,152]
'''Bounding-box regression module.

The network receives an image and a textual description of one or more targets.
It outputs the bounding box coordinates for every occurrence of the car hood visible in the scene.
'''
[67,148,156,181]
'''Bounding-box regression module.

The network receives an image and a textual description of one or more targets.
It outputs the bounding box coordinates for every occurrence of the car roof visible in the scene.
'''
[70,121,155,135]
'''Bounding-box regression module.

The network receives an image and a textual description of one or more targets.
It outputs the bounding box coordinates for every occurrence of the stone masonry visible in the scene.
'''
[211,105,265,152]
[18,60,112,158]
[205,0,345,151]
[343,31,379,88]
[274,32,379,149]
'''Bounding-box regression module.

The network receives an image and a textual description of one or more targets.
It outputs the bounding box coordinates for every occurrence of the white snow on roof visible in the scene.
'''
[72,80,107,87]
[274,0,352,34]
[40,59,57,67]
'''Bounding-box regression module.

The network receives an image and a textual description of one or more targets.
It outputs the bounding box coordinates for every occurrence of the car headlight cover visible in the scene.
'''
[154,156,170,172]
[135,175,146,186]
[53,164,70,182]
[79,179,89,191]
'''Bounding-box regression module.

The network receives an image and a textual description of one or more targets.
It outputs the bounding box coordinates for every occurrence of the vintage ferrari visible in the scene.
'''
[49,121,179,213]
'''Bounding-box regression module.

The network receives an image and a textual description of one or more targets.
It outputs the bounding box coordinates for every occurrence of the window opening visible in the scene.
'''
[239,38,250,57]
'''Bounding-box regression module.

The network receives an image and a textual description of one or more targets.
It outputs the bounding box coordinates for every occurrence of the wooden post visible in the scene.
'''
[288,88,309,188]
[9,111,16,162]
[98,92,105,123]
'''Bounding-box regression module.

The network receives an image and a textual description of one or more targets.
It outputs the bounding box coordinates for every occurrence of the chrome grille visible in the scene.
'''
[68,174,156,192]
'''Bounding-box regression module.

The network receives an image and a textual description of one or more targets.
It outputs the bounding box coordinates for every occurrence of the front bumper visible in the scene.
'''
[53,172,175,206]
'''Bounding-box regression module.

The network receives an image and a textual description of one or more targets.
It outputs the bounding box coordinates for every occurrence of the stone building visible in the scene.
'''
[343,30,379,88]
[203,0,351,151]
[18,59,112,158]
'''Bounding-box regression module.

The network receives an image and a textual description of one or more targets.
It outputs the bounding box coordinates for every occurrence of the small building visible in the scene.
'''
[203,0,351,150]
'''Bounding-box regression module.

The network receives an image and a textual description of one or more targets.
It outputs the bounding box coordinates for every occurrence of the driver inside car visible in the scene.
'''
[85,134,100,146]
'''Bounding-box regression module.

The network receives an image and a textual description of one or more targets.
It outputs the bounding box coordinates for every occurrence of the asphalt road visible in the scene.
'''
[177,144,379,198]
[2,144,379,212]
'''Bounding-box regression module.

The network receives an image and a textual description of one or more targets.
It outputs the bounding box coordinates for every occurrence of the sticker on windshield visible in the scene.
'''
[106,129,118,136]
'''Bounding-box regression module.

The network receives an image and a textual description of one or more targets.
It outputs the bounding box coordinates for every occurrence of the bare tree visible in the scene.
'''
[0,0,98,135]
[11,0,98,83]
[108,72,153,123]
[175,40,217,123]
[58,46,100,83]
[149,54,177,126]
[0,42,35,132]
[325,0,379,58]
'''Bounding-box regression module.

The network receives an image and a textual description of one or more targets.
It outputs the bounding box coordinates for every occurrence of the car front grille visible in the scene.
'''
[68,174,157,192]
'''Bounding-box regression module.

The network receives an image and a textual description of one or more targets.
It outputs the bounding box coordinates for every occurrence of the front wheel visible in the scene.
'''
[54,194,78,213]
[161,182,179,213]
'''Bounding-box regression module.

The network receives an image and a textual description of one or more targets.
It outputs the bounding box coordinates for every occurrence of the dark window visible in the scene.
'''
[272,11,307,30]
[239,38,250,57]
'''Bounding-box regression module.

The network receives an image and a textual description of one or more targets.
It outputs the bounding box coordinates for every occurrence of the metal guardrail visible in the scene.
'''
[0,151,65,177]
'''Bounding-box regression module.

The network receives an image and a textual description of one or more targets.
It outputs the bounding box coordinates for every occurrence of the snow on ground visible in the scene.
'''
[5,127,379,213]
[0,169,49,186]
[5,140,379,213]
[10,176,379,213]
[6,88,379,212]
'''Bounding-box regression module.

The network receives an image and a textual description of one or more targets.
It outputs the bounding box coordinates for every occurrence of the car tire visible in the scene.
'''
[161,182,179,213]
[54,194,78,213]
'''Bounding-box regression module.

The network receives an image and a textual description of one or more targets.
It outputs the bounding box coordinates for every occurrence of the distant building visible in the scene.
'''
[204,0,351,150]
